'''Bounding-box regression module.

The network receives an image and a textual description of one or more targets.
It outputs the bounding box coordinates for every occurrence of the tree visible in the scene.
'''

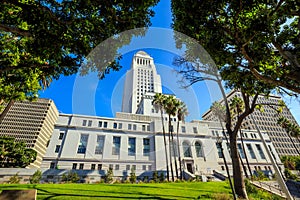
[105,168,114,183]
[277,116,300,155]
[163,95,180,181]
[172,0,300,95]
[171,1,290,198]
[0,136,37,168]
[62,171,80,183]
[152,93,170,181]
[176,100,188,180]
[0,0,159,107]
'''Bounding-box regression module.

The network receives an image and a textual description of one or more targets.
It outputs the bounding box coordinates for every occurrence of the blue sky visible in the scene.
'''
[39,0,300,123]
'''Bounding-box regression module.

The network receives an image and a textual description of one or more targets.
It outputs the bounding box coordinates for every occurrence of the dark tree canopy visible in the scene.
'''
[172,0,300,94]
[0,136,37,168]
[0,0,159,105]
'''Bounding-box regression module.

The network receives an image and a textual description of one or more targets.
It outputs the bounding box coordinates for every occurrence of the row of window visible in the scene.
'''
[81,120,150,132]
[234,143,266,160]
[51,162,153,171]
[55,135,151,157]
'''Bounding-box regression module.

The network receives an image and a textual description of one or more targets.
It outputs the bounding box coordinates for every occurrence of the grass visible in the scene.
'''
[0,181,282,199]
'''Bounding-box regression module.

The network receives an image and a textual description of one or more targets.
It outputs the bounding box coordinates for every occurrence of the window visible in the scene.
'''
[98,121,102,127]
[142,165,146,170]
[237,144,245,159]
[59,132,64,140]
[126,165,130,170]
[82,120,87,126]
[216,143,223,158]
[181,126,186,133]
[77,134,89,154]
[255,144,266,159]
[195,141,203,157]
[128,124,132,130]
[50,162,55,169]
[109,164,113,170]
[193,127,198,134]
[95,135,105,154]
[55,145,60,153]
[143,138,150,156]
[113,123,117,129]
[133,124,137,130]
[91,164,96,170]
[103,122,108,128]
[128,137,136,156]
[118,123,122,129]
[183,141,192,157]
[246,144,256,159]
[148,165,152,171]
[132,165,136,170]
[88,120,92,126]
[79,163,84,169]
[72,163,77,169]
[115,164,119,170]
[98,164,102,170]
[112,136,121,155]
[147,125,150,131]
[142,125,146,131]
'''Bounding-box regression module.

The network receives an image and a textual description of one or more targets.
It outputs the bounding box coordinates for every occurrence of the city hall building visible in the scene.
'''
[41,51,284,181]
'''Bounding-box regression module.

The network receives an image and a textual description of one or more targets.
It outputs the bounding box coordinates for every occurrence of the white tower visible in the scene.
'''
[122,51,162,113]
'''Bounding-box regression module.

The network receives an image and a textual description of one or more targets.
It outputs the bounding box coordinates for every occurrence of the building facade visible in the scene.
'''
[0,99,59,168]
[202,90,300,157]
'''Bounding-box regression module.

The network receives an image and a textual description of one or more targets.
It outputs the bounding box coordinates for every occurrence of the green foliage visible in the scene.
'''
[0,136,37,168]
[152,171,159,183]
[62,171,80,183]
[105,168,113,183]
[30,170,42,184]
[159,172,165,182]
[9,173,20,184]
[172,0,300,94]
[212,193,231,200]
[129,168,136,183]
[0,0,159,105]
[284,168,298,181]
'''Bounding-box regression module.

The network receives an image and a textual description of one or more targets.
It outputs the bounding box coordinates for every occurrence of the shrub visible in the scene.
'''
[62,171,80,183]
[9,173,21,184]
[105,168,113,183]
[129,168,136,183]
[159,172,165,182]
[152,171,159,183]
[30,170,42,184]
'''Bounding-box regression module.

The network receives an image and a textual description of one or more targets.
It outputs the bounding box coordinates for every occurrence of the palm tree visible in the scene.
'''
[163,95,180,182]
[152,93,169,181]
[277,116,300,155]
[177,100,188,180]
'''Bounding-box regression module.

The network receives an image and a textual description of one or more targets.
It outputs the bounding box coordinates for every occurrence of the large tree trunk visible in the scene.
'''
[240,130,253,178]
[230,131,248,199]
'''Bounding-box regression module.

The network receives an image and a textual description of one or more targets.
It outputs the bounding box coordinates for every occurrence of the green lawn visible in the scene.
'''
[0,182,281,199]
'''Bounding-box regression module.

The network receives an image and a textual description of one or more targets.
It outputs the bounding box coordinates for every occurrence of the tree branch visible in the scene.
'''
[0,24,31,37]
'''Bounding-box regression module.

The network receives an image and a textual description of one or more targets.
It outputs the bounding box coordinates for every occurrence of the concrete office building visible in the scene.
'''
[0,99,59,168]
[202,90,300,157]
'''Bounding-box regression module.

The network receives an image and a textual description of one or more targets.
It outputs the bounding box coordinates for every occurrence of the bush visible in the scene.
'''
[159,172,165,182]
[30,170,42,184]
[9,173,21,184]
[105,168,113,183]
[62,171,80,183]
[129,168,136,183]
[152,171,159,183]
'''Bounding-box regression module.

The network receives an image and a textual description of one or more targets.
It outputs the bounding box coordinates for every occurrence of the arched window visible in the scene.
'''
[182,141,192,157]
[195,141,204,157]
